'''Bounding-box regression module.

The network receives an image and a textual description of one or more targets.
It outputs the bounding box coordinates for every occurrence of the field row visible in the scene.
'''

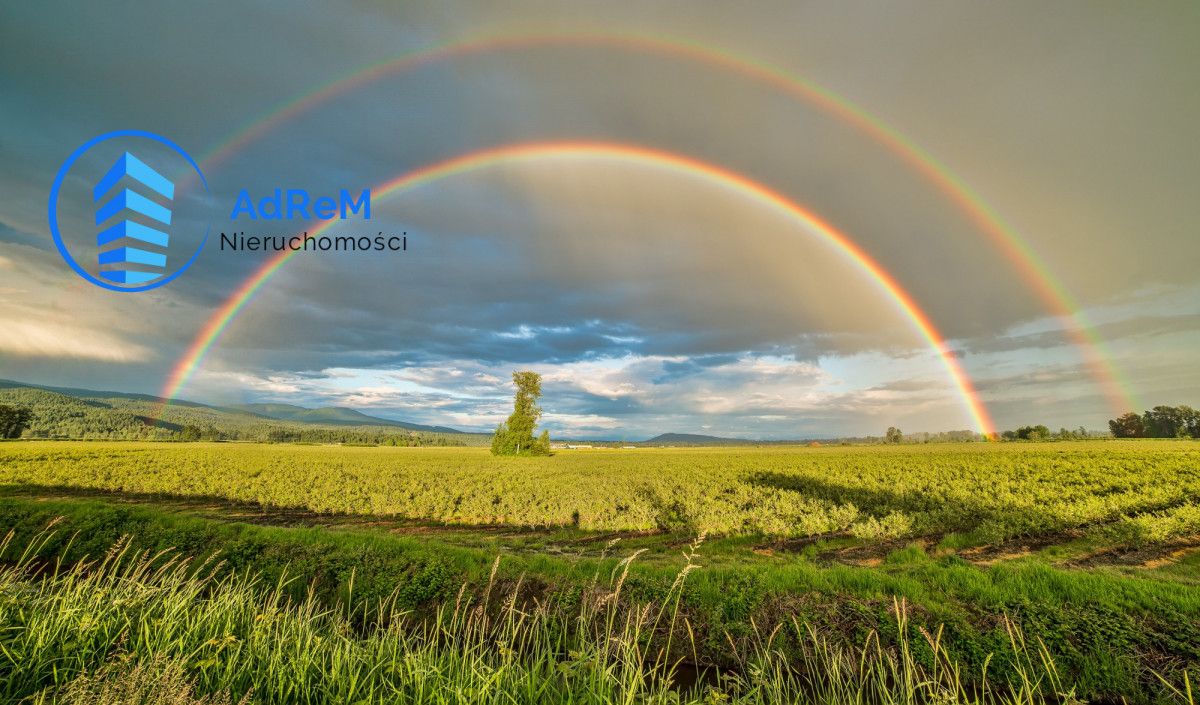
[3,441,1198,544]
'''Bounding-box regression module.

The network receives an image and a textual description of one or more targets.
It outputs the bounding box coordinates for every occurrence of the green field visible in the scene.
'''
[4,441,1199,545]
[1,440,1198,703]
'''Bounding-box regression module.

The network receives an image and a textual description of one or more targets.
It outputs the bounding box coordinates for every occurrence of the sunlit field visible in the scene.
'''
[1,440,1198,703]
[3,441,1198,544]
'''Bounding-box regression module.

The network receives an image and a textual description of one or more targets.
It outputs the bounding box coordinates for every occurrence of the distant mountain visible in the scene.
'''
[0,379,210,407]
[0,378,477,442]
[641,432,758,446]
[230,403,463,434]
[221,402,307,418]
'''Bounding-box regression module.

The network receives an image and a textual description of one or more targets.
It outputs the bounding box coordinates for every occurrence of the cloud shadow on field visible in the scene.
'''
[747,470,1080,542]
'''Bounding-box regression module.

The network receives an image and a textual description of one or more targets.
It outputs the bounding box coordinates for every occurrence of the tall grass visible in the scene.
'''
[0,526,1192,705]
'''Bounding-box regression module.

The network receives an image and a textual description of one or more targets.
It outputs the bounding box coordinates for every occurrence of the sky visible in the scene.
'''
[1,1,1198,439]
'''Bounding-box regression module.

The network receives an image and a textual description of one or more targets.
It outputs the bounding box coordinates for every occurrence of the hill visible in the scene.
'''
[641,432,759,446]
[229,403,463,433]
[0,379,482,445]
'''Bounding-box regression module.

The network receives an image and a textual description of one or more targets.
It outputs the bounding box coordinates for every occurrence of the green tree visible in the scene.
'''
[1107,406,1200,439]
[885,426,903,444]
[1014,424,1050,441]
[0,404,33,439]
[1108,412,1145,438]
[1182,406,1200,438]
[1142,406,1185,438]
[1002,424,1052,441]
[491,371,551,456]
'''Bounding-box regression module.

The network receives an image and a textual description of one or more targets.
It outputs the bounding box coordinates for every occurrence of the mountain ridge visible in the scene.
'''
[640,432,760,445]
[0,378,471,437]
[228,402,463,434]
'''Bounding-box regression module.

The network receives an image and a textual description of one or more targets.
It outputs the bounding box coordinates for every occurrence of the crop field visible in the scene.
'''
[2,441,1199,547]
[1,440,1198,703]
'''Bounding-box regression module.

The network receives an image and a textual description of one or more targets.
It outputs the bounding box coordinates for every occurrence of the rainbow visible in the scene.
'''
[182,31,1137,413]
[160,142,997,435]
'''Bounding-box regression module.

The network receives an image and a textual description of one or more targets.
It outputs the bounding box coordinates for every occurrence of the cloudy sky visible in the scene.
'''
[1,2,1197,438]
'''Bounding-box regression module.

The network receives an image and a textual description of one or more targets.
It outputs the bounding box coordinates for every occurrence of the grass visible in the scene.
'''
[6,524,1193,705]
[0,492,1197,702]
[1,440,1198,702]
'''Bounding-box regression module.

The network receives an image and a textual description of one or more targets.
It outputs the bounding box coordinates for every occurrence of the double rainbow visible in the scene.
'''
[157,30,1136,433]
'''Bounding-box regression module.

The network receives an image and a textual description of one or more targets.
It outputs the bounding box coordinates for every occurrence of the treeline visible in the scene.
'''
[174,424,470,446]
[175,424,469,446]
[879,427,1096,444]
[0,386,483,446]
[997,425,1099,441]
[1108,405,1200,438]
[892,429,983,444]
[879,426,1103,443]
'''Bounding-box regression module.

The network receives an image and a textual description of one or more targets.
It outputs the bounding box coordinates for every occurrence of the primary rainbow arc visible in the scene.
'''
[160,141,997,436]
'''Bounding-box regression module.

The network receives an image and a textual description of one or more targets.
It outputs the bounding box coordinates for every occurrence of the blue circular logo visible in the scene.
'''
[48,129,210,292]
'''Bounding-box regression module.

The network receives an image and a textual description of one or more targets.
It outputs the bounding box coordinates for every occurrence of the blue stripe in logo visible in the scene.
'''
[93,151,175,283]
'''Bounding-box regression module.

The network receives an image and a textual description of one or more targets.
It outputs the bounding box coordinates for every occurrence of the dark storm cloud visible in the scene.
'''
[652,355,741,384]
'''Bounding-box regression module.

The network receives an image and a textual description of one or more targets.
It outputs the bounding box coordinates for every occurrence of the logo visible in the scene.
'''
[95,153,174,284]
[49,129,209,292]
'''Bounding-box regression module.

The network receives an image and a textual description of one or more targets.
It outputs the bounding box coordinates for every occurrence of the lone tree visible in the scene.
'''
[491,371,551,456]
[885,426,903,444]
[0,404,32,439]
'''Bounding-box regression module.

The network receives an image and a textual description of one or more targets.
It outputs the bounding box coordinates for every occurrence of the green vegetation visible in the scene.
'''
[226,402,462,433]
[990,424,1101,442]
[0,404,32,439]
[13,524,1185,705]
[0,381,483,446]
[1,440,1197,702]
[1110,405,1200,438]
[4,441,1199,543]
[490,371,550,456]
[1000,424,1051,441]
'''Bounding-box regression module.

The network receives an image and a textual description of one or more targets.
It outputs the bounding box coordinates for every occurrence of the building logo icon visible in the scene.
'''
[94,152,175,285]
[48,129,209,292]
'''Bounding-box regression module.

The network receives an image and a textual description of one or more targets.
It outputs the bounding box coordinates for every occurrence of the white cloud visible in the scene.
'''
[0,315,152,362]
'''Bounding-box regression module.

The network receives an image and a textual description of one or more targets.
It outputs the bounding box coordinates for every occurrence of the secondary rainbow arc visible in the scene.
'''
[159,141,997,435]
[182,30,1138,414]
